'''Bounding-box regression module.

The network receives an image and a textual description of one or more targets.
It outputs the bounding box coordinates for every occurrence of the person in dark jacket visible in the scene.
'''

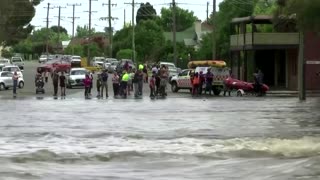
[204,68,214,95]
[52,70,59,96]
[100,70,109,98]
[96,72,102,98]
[59,72,66,97]
[133,69,143,97]
[254,69,264,96]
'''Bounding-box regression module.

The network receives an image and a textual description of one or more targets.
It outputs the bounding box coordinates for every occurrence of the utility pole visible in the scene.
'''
[44,3,53,61]
[67,3,81,55]
[132,0,135,62]
[84,0,97,66]
[124,9,126,27]
[124,0,140,63]
[298,32,306,100]
[172,0,177,66]
[212,0,216,59]
[102,1,117,58]
[206,1,209,22]
[54,6,66,45]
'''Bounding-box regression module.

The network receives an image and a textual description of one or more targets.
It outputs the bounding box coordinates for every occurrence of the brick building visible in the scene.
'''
[229,15,320,90]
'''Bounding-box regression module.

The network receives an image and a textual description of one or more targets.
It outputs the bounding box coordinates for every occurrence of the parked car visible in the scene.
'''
[11,56,24,70]
[92,57,105,67]
[66,68,88,88]
[39,54,52,63]
[1,65,23,78]
[39,60,71,73]
[0,58,11,71]
[105,58,118,63]
[0,71,24,90]
[104,62,111,70]
[107,61,118,73]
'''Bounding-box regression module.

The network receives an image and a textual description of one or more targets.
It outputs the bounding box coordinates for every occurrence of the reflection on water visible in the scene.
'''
[0,97,319,179]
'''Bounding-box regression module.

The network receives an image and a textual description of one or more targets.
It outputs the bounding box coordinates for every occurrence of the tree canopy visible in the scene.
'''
[136,2,157,24]
[210,0,254,59]
[76,25,96,38]
[159,7,197,32]
[135,20,165,62]
[113,20,165,63]
[278,0,320,31]
[50,26,68,35]
[0,0,40,46]
[12,28,71,56]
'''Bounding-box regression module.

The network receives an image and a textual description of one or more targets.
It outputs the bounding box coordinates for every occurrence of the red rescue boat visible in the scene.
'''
[223,77,269,96]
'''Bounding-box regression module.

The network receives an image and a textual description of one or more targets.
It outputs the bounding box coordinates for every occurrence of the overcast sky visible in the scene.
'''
[30,0,223,35]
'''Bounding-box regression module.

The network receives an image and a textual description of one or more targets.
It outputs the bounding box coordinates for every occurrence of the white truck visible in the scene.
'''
[170,66,230,95]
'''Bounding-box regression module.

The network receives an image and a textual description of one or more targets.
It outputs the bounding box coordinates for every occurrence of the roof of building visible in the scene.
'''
[62,41,70,47]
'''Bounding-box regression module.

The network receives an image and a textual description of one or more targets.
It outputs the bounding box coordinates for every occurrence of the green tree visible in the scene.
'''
[281,0,320,31]
[136,2,157,24]
[209,0,255,59]
[83,43,103,57]
[135,20,165,63]
[12,39,33,54]
[1,48,13,59]
[116,49,135,60]
[159,7,197,32]
[0,0,40,45]
[31,28,55,42]
[196,33,214,59]
[64,45,84,56]
[50,33,70,43]
[76,25,96,38]
[50,26,68,34]
[112,26,133,56]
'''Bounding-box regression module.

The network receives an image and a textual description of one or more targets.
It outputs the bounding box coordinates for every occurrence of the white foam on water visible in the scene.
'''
[0,136,319,161]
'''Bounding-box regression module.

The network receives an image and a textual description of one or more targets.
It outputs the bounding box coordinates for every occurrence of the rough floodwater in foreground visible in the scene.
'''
[0,96,320,180]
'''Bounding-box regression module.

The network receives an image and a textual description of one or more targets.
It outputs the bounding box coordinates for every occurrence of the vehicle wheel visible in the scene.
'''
[0,83,4,91]
[171,82,179,93]
[5,87,9,90]
[19,81,24,89]
[237,90,244,97]
[213,89,221,96]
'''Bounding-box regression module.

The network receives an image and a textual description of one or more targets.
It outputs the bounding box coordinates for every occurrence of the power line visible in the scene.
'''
[102,1,118,57]
[44,3,54,59]
[212,0,217,60]
[84,0,98,64]
[172,0,177,66]
[124,0,142,62]
[67,3,81,55]
[53,6,67,44]
[207,1,209,22]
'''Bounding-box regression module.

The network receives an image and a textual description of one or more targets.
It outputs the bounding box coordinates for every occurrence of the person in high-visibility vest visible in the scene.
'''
[121,70,129,98]
[192,72,200,96]
[139,64,144,71]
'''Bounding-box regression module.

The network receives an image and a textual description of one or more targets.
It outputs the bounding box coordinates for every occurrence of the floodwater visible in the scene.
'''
[0,96,320,180]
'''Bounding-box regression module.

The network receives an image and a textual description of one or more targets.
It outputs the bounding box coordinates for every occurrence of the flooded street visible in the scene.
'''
[0,96,320,179]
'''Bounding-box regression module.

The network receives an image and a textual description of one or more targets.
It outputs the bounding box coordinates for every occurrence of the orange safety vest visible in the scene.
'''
[193,76,200,85]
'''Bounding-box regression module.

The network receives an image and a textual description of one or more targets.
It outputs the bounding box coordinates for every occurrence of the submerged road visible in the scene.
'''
[1,61,320,179]
[0,95,320,179]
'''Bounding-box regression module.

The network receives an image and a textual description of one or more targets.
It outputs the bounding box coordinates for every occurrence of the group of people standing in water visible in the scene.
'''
[85,64,169,99]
